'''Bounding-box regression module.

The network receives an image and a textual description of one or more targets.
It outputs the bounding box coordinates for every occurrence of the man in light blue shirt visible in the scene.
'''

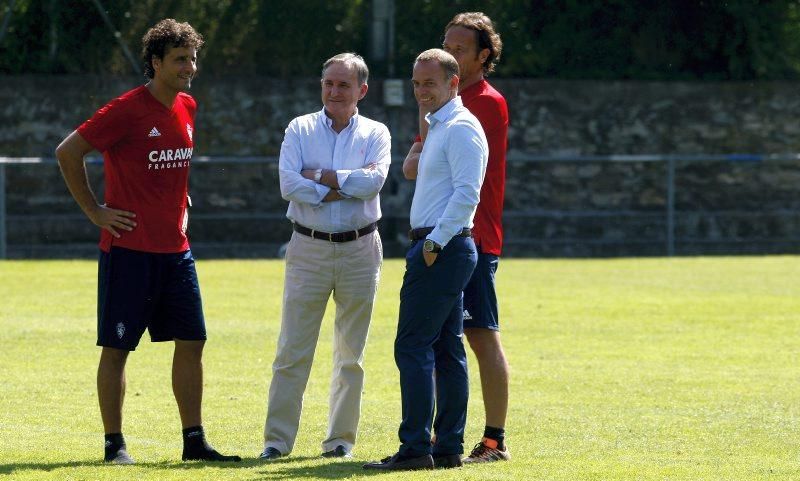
[364,48,488,471]
[261,53,391,461]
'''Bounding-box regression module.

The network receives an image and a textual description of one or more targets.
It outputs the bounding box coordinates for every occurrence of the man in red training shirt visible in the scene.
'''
[403,12,511,464]
[55,18,240,464]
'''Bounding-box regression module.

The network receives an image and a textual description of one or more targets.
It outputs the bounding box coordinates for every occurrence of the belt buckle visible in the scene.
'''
[328,232,334,242]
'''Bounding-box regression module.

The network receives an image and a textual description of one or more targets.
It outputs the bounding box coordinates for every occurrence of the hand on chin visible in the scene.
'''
[417,100,436,114]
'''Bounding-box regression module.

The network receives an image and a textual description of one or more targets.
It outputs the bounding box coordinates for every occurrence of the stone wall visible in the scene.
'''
[4,76,800,157]
[2,75,800,258]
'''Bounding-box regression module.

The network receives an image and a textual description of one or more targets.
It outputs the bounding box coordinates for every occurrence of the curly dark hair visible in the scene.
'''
[141,19,204,79]
[444,12,503,76]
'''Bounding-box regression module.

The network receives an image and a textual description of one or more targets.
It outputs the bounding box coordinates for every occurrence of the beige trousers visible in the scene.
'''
[264,230,382,454]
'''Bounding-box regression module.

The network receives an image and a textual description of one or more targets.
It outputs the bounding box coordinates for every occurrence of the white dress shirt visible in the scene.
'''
[279,108,391,232]
[410,96,488,247]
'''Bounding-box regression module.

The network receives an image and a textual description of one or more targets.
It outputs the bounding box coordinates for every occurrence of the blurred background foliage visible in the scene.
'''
[1,0,800,80]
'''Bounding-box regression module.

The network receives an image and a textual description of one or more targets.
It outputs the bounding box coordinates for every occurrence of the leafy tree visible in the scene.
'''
[523,0,800,80]
[2,0,800,80]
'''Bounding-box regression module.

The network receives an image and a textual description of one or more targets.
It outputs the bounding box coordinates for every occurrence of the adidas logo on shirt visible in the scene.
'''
[148,127,161,137]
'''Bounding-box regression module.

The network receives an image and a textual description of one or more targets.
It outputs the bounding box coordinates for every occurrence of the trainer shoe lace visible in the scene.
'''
[463,438,510,463]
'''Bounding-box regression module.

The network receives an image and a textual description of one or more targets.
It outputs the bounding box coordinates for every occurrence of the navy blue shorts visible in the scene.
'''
[462,251,500,331]
[97,247,207,351]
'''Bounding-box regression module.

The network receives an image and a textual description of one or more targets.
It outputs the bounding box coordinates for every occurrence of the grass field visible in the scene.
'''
[0,256,799,480]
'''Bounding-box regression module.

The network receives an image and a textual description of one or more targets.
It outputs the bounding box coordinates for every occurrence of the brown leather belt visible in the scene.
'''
[293,222,377,243]
[408,227,472,241]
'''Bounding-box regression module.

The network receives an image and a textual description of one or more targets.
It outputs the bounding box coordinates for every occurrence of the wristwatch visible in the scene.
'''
[313,169,323,183]
[423,239,442,253]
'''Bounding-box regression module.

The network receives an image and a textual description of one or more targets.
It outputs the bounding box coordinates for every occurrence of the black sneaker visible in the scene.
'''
[363,453,434,471]
[181,427,242,462]
[182,448,242,462]
[433,453,462,468]
[321,445,352,458]
[259,447,283,460]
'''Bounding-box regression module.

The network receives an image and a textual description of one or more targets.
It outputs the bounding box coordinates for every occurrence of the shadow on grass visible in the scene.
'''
[0,457,254,475]
[0,455,390,478]
[0,461,106,475]
[252,458,391,480]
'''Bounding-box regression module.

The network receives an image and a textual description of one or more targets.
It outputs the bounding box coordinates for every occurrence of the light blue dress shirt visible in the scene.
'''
[279,108,391,232]
[410,96,488,247]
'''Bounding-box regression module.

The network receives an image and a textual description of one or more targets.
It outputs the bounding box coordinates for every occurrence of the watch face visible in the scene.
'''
[423,239,440,253]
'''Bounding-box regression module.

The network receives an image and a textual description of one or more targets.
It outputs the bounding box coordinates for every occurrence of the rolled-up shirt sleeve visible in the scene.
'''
[428,120,488,247]
[279,121,330,207]
[336,125,391,200]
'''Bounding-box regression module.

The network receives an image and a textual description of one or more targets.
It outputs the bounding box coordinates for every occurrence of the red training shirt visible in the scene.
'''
[462,79,508,256]
[77,85,196,253]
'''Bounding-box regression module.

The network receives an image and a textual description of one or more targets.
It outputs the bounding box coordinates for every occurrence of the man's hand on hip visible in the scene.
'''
[88,204,137,238]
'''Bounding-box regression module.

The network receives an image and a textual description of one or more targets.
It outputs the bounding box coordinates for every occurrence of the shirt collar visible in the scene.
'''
[426,96,462,127]
[321,107,359,130]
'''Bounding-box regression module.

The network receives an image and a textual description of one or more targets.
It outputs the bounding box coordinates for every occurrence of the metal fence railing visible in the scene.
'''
[2,153,799,259]
[506,152,800,256]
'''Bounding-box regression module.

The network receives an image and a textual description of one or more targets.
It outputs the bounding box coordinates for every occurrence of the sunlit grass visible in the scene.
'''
[0,256,798,480]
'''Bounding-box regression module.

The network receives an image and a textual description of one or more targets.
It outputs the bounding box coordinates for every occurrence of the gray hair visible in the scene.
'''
[414,48,459,80]
[322,53,369,85]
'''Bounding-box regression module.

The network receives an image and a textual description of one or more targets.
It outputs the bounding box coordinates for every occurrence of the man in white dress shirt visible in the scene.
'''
[260,52,391,461]
[364,48,488,471]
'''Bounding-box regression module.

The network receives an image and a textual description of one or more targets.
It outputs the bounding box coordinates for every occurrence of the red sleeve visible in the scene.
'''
[76,97,130,153]
[470,95,508,137]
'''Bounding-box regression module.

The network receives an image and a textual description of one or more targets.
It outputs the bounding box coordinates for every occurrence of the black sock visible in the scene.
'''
[182,425,241,462]
[104,432,127,461]
[483,426,505,450]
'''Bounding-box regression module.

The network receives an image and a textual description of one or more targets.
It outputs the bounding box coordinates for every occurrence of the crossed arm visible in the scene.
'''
[299,164,380,202]
[279,122,391,206]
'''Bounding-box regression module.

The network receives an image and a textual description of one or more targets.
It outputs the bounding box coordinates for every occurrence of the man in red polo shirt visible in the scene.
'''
[55,19,239,464]
[403,11,510,464]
